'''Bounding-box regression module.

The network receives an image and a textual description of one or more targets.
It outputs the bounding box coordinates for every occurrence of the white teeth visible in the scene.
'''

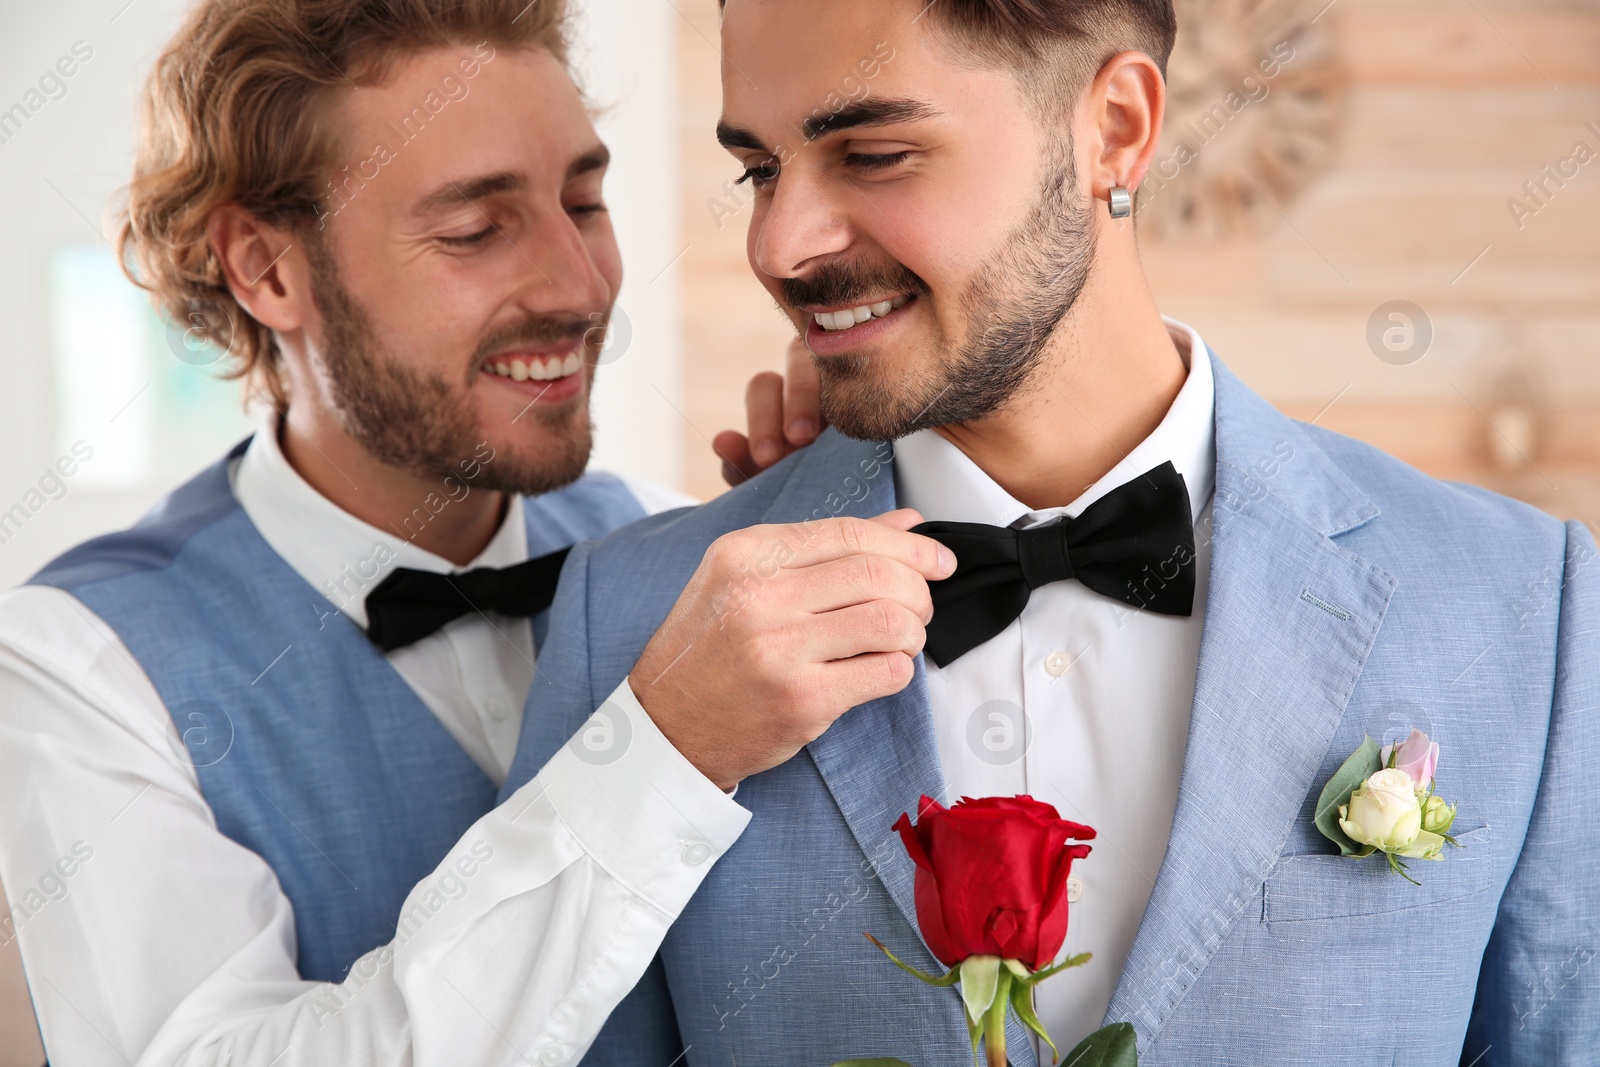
[811,299,913,332]
[490,352,584,382]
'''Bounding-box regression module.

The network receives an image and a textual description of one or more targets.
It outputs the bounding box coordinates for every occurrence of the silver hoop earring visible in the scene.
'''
[1108,186,1132,218]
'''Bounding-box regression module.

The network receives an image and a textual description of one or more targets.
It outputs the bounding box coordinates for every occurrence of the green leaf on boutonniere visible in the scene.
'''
[1021,952,1092,986]
[1314,736,1382,856]
[1008,975,1059,1063]
[862,933,960,987]
[1063,1021,1138,1066]
[958,955,1002,1026]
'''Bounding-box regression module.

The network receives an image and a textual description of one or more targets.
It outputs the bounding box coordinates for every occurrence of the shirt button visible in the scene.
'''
[682,841,712,866]
[1066,876,1084,903]
[1044,651,1071,677]
[539,1048,565,1066]
[485,698,510,721]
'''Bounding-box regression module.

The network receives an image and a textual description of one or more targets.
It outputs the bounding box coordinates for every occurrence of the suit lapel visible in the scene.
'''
[1105,358,1397,1050]
[762,433,1041,1065]
[759,433,947,940]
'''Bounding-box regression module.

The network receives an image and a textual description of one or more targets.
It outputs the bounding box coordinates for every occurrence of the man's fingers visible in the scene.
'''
[782,337,822,446]
[714,430,759,486]
[815,650,918,711]
[868,508,926,532]
[792,554,934,622]
[744,371,786,468]
[773,516,954,578]
[804,600,927,662]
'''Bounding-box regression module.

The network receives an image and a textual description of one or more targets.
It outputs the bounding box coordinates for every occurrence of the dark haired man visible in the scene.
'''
[500,0,1599,1064]
[0,1,849,1064]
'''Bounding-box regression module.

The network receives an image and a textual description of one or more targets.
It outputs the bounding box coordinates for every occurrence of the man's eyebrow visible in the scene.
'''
[411,171,526,216]
[567,144,610,180]
[715,121,767,153]
[802,98,940,142]
[407,148,605,217]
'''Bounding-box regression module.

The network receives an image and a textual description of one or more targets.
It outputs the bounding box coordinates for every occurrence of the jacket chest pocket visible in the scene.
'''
[1263,825,1499,924]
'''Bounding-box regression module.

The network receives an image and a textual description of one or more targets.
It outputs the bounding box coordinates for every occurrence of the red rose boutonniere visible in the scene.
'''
[837,795,1138,1067]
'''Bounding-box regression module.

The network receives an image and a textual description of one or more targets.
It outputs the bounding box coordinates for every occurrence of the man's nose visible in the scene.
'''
[750,170,853,282]
[516,210,614,312]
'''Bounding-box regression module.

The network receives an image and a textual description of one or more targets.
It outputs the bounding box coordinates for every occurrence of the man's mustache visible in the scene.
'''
[471,313,598,365]
[781,261,930,310]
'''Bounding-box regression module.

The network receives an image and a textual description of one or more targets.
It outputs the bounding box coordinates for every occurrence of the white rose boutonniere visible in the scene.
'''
[1314,728,1461,883]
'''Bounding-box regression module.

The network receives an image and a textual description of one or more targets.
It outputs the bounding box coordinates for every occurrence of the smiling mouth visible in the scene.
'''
[482,348,584,382]
[809,294,913,332]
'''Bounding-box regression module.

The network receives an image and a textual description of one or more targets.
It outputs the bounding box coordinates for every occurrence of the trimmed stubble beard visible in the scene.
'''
[795,135,1097,442]
[300,230,596,496]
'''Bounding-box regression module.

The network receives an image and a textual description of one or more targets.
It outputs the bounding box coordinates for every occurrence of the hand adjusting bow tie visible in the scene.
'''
[914,461,1196,667]
[363,546,573,653]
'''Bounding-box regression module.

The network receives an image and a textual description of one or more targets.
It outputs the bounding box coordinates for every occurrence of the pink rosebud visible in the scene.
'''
[1381,729,1439,793]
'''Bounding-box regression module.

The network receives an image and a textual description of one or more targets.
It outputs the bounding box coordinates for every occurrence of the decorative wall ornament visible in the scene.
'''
[1137,0,1347,240]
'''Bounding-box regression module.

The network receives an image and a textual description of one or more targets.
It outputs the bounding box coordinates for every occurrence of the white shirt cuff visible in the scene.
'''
[534,679,750,913]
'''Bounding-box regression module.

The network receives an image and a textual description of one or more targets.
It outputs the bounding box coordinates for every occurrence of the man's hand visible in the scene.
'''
[629,510,955,791]
[716,338,823,486]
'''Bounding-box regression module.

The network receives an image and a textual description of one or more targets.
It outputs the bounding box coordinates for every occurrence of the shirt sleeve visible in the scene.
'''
[0,587,748,1067]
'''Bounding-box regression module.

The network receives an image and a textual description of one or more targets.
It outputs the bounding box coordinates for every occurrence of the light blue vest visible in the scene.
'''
[30,437,648,982]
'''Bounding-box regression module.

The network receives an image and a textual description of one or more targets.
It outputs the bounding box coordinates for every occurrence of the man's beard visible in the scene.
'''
[792,141,1096,442]
[303,237,594,497]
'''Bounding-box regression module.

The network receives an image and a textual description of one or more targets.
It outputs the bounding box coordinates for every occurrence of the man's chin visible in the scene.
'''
[817,368,935,443]
[476,416,594,498]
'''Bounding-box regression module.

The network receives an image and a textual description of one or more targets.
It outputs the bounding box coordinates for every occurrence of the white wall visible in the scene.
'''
[0,0,684,591]
[571,0,686,492]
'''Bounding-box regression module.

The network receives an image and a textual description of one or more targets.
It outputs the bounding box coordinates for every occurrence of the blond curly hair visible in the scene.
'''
[118,0,573,408]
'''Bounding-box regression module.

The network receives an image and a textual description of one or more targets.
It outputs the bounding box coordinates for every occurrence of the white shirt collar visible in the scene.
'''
[895,316,1216,528]
[232,416,528,630]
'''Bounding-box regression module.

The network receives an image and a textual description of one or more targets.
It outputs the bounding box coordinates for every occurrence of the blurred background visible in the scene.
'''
[2,0,1597,1059]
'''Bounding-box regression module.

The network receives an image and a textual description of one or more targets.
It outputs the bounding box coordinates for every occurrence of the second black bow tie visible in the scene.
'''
[914,462,1196,667]
[363,546,573,653]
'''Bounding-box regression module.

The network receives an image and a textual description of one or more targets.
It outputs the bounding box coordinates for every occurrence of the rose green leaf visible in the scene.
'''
[1062,1022,1139,1067]
[1009,975,1060,1063]
[1022,952,1093,986]
[959,955,1002,1027]
[863,933,960,987]
[1315,736,1382,856]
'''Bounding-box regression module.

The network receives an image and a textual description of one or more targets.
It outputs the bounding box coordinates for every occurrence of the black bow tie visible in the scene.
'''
[362,546,573,653]
[914,462,1196,667]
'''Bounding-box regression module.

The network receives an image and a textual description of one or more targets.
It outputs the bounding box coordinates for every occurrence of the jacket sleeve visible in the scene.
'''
[1464,520,1600,1064]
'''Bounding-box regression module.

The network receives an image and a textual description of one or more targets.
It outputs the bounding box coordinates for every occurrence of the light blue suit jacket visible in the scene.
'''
[502,354,1599,1065]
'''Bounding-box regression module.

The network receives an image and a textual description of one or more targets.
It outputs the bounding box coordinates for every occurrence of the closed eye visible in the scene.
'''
[439,227,495,247]
[847,151,910,174]
[734,158,781,189]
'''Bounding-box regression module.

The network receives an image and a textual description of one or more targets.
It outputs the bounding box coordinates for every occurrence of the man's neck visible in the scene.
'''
[276,411,507,567]
[933,273,1187,513]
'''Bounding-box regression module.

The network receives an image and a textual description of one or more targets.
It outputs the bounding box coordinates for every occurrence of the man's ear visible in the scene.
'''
[207,205,314,334]
[1084,50,1167,211]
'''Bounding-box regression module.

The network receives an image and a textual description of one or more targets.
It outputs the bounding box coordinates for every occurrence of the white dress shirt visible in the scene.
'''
[0,421,748,1067]
[894,318,1216,1057]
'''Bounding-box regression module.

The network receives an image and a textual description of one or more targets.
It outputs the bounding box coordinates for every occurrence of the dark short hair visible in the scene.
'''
[721,0,1176,83]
